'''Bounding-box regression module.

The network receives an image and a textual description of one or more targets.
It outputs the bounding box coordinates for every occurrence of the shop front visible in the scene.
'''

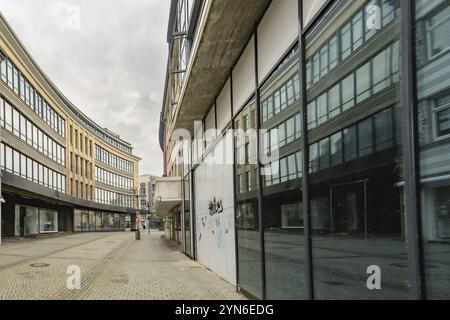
[14,205,59,237]
[73,209,132,232]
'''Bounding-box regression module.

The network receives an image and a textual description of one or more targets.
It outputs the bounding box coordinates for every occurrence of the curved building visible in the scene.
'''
[0,12,140,238]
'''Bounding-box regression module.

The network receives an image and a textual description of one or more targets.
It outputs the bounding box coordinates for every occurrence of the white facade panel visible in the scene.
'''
[216,78,232,132]
[194,132,236,285]
[205,105,216,150]
[257,0,298,82]
[232,37,256,115]
[303,0,328,27]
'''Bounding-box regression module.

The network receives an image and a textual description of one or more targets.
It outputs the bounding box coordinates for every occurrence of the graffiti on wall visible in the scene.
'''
[198,197,232,249]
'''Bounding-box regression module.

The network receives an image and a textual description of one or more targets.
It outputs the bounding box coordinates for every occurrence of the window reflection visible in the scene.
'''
[235,100,262,297]
[259,45,306,300]
[416,0,450,299]
[306,0,409,300]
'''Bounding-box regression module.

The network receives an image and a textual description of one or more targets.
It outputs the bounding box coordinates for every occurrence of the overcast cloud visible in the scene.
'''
[0,0,170,176]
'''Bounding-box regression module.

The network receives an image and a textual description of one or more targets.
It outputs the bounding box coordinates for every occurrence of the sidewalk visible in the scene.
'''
[0,231,246,300]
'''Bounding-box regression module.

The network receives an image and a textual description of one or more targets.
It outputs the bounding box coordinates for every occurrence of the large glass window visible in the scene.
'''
[306,0,408,300]
[234,100,262,297]
[416,0,450,299]
[426,5,450,59]
[258,47,305,299]
[40,210,58,233]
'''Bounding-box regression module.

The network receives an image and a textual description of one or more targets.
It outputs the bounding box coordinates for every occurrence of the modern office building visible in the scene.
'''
[159,0,450,299]
[0,12,141,238]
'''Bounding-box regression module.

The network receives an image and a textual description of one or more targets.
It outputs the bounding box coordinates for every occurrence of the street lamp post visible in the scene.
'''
[134,189,140,240]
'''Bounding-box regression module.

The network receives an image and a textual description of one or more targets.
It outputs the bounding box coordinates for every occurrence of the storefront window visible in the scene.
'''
[95,212,102,230]
[81,211,90,232]
[114,214,120,230]
[39,210,58,233]
[89,211,96,232]
[108,213,114,230]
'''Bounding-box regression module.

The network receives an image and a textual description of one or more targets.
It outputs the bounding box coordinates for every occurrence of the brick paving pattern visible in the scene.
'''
[0,232,246,300]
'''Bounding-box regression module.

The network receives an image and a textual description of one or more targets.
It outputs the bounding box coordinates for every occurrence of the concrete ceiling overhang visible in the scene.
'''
[174,0,270,134]
[155,199,181,217]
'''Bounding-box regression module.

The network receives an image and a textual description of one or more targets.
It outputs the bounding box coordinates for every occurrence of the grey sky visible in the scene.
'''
[0,0,170,176]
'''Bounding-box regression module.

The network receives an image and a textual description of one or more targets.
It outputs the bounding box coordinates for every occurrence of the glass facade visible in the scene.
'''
[95,166,134,191]
[183,173,193,257]
[73,210,131,232]
[0,143,66,193]
[14,205,58,236]
[415,0,450,299]
[260,45,306,300]
[305,0,410,300]
[0,52,66,137]
[167,0,450,300]
[95,145,134,174]
[1,96,66,166]
[95,188,134,208]
[235,100,262,297]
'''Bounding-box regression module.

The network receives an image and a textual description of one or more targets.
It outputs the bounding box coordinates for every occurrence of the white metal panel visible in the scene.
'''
[303,0,328,27]
[205,105,216,149]
[194,132,236,285]
[257,0,298,82]
[232,36,256,115]
[216,78,232,132]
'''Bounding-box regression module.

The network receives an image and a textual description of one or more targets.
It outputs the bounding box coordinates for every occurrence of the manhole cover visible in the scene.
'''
[29,263,50,268]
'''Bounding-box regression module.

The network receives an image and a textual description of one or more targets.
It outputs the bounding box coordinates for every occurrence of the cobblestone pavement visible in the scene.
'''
[0,232,246,300]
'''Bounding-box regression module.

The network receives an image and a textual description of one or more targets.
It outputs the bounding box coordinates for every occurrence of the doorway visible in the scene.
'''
[330,180,367,236]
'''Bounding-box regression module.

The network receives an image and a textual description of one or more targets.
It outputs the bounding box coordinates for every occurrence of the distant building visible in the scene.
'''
[139,174,158,214]
[0,12,141,239]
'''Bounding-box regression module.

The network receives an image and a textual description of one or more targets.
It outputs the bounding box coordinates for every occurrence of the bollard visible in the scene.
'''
[135,229,141,240]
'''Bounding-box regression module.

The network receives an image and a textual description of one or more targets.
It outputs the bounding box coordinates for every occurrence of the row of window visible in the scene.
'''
[0,96,66,166]
[306,0,399,89]
[261,73,300,123]
[433,94,450,138]
[95,166,134,191]
[95,145,134,174]
[264,151,303,188]
[70,125,93,158]
[0,53,66,138]
[236,168,258,194]
[70,178,93,201]
[263,113,301,155]
[309,107,397,173]
[74,210,132,232]
[0,143,66,193]
[308,41,399,130]
[83,120,132,155]
[95,188,134,208]
[0,52,132,154]
[70,152,93,180]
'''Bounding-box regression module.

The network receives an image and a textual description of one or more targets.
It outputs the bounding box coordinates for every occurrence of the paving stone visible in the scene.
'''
[0,232,246,300]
